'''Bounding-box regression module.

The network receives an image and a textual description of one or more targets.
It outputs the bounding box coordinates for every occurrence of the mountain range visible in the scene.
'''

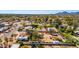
[56,11,79,15]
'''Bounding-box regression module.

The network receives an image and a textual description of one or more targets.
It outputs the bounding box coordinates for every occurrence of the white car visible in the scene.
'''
[53,41,60,44]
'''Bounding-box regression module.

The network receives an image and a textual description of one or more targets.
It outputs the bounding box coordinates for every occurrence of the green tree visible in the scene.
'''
[53,19,62,28]
[28,31,43,41]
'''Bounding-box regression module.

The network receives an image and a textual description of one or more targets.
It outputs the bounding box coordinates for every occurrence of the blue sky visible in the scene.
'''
[0,10,78,14]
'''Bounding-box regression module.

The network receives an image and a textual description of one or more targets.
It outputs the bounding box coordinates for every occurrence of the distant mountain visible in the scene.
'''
[56,11,79,15]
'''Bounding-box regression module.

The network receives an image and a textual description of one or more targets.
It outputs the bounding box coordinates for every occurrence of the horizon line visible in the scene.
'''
[0,10,78,14]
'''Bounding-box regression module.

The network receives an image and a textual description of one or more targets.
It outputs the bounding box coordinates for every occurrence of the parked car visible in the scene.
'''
[17,36,29,41]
